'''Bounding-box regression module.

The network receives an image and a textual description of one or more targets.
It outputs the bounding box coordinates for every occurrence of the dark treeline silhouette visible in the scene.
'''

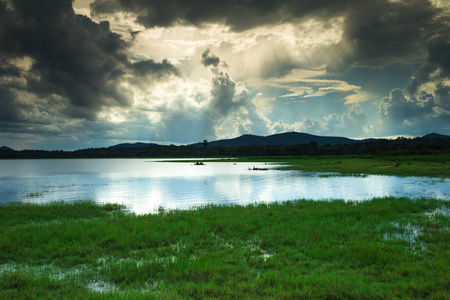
[1,136,449,159]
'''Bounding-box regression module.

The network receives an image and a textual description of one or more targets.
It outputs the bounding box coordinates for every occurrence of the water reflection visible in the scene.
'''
[0,159,448,214]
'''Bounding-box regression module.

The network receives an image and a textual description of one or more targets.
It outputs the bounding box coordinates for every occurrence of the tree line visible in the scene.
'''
[1,136,449,159]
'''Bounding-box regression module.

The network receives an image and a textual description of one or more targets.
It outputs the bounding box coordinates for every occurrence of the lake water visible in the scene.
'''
[0,159,448,214]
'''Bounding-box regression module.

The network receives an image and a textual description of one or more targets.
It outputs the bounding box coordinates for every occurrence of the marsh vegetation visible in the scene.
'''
[1,198,449,299]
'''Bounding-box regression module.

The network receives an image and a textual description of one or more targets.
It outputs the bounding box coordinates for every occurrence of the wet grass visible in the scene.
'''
[1,198,449,299]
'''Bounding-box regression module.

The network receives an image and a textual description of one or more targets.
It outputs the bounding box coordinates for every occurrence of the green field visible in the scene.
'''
[1,199,449,299]
[212,154,450,177]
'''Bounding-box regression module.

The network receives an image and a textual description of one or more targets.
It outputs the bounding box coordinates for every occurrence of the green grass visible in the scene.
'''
[1,199,449,299]
[209,154,450,177]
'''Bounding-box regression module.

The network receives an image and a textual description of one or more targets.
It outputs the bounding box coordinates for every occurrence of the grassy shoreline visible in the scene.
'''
[205,154,450,177]
[1,199,449,299]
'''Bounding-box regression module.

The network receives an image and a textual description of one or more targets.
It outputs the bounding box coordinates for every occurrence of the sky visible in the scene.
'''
[0,0,449,150]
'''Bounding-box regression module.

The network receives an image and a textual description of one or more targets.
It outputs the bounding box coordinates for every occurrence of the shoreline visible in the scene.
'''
[211,154,450,177]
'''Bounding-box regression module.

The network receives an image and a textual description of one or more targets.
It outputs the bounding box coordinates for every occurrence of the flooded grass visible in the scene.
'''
[0,198,449,299]
[24,192,44,198]
[318,173,369,178]
[227,154,450,177]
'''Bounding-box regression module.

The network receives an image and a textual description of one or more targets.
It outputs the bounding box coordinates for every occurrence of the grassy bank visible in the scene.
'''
[1,199,449,299]
[215,154,450,177]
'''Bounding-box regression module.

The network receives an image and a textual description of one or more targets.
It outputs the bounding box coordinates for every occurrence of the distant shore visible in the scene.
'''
[179,154,450,177]
[1,133,449,159]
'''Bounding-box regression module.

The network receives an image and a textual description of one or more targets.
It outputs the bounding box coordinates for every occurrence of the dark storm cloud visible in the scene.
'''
[0,0,178,123]
[375,15,450,136]
[406,39,450,98]
[90,0,447,74]
[327,0,440,73]
[90,0,353,32]
[0,87,20,123]
[201,49,220,68]
[0,64,21,77]
[130,59,179,77]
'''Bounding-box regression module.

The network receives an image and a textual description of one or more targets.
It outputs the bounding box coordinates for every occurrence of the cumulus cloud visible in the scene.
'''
[376,85,450,136]
[0,0,178,125]
[270,104,369,137]
[202,51,269,138]
[152,50,270,142]
[375,25,450,136]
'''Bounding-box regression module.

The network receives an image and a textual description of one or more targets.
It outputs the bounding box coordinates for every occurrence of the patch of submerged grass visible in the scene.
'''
[0,198,449,298]
[24,192,44,198]
[0,200,125,227]
[318,173,368,178]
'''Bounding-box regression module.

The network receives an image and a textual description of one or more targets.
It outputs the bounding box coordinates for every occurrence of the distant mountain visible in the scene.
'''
[0,146,15,151]
[189,132,359,147]
[109,142,158,148]
[422,133,450,139]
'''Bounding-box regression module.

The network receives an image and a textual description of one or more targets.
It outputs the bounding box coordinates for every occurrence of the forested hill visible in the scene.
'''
[1,132,449,159]
[422,133,450,139]
[0,146,14,151]
[189,132,358,147]
[109,142,159,148]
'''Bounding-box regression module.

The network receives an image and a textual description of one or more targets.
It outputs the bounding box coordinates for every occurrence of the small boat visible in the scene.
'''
[194,161,205,165]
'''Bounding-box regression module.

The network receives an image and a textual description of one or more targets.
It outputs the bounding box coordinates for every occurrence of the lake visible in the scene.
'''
[0,159,448,214]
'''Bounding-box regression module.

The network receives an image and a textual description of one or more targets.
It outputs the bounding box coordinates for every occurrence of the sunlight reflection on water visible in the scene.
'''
[0,159,448,214]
